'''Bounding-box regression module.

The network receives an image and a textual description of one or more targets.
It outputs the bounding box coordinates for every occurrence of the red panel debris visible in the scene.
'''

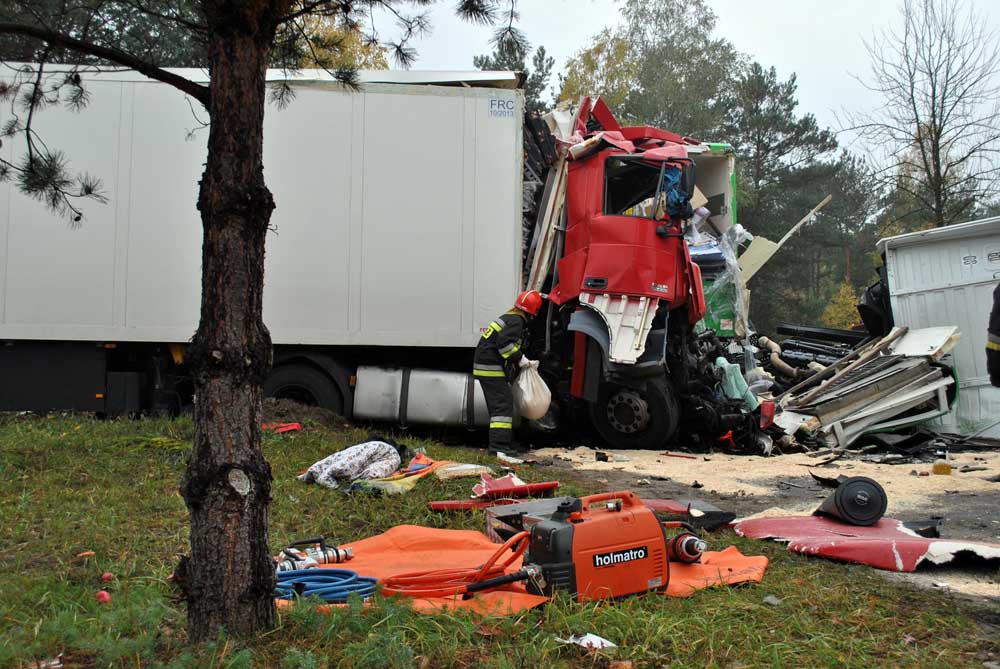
[471,473,560,499]
[735,515,1000,572]
[262,422,302,433]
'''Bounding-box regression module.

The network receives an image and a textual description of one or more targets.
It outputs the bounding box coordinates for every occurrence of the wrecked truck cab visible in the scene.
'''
[525,99,744,449]
[551,149,702,398]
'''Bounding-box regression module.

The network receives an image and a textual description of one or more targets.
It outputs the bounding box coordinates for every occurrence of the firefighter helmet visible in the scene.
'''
[514,290,544,316]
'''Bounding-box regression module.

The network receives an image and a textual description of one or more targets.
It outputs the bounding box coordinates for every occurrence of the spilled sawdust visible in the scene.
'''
[533,446,1000,518]
[882,567,1000,599]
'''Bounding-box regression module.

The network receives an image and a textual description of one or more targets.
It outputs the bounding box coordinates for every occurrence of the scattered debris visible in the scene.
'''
[804,452,844,467]
[496,451,525,465]
[434,463,492,480]
[932,460,953,475]
[535,445,1000,505]
[555,633,617,651]
[809,471,848,489]
[642,499,736,531]
[428,499,505,511]
[775,327,959,450]
[471,473,559,499]
[298,439,404,490]
[813,477,887,526]
[348,454,450,496]
[762,595,782,606]
[261,422,302,434]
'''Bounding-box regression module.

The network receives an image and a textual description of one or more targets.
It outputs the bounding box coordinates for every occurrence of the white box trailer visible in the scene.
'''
[0,67,523,416]
[878,217,1000,438]
[0,66,746,451]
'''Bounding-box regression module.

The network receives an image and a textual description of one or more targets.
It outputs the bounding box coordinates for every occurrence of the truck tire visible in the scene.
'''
[588,378,679,449]
[264,364,343,414]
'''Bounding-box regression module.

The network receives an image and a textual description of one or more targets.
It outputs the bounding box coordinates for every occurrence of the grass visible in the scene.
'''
[0,413,997,668]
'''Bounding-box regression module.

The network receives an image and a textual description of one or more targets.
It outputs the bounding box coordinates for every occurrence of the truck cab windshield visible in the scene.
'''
[603,155,693,220]
[603,156,666,219]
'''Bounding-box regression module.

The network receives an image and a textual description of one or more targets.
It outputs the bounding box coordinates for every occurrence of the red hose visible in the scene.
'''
[381,531,530,598]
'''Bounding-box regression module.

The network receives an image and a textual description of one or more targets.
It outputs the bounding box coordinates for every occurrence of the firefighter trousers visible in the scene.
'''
[478,376,513,451]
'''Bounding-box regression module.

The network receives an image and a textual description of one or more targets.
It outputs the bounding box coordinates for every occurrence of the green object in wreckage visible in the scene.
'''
[701,277,738,338]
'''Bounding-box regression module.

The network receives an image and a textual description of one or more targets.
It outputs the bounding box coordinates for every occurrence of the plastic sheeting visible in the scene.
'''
[691,223,753,338]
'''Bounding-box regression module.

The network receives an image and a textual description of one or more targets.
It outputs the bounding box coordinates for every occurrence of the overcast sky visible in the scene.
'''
[394,0,1000,144]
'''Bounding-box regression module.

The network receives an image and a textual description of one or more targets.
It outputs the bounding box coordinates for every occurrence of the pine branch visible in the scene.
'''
[0,21,208,105]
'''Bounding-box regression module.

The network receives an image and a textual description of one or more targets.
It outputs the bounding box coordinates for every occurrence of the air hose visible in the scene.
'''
[381,531,532,599]
[275,569,377,603]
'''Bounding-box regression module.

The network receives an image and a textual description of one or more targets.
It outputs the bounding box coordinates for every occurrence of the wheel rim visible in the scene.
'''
[605,390,651,434]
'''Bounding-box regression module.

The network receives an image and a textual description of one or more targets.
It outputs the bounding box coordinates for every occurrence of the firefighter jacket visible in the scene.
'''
[989,283,1000,387]
[474,310,527,382]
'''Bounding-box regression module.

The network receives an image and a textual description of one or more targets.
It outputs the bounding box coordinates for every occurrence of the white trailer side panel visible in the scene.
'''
[2,80,124,333]
[879,218,1000,437]
[125,81,204,339]
[0,72,522,348]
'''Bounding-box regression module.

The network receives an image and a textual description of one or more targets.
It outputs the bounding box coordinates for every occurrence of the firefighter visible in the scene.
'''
[474,290,544,452]
[989,282,1000,387]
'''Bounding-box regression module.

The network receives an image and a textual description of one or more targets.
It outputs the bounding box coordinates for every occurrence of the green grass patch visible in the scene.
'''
[0,413,996,668]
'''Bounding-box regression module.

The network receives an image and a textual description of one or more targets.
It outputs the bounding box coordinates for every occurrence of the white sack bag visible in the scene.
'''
[513,359,551,420]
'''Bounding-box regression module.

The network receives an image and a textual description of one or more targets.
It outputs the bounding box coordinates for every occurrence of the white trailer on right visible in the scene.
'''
[877,216,1000,438]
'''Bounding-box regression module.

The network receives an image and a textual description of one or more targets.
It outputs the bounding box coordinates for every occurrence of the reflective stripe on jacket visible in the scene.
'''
[474,311,526,379]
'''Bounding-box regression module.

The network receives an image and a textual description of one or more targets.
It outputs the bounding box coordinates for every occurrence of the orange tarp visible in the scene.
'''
[276,525,768,615]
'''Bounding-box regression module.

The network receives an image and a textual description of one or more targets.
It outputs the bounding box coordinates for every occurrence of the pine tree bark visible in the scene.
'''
[177,0,289,641]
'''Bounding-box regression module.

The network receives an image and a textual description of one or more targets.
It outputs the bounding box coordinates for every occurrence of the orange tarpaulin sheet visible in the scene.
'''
[277,525,768,615]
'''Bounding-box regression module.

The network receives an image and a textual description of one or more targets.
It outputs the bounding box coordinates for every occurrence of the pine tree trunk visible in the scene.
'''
[177,0,286,641]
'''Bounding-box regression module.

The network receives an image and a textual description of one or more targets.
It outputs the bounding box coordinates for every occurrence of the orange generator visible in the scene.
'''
[524,491,706,601]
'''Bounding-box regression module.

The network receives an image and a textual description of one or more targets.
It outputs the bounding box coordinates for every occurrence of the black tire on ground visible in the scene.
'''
[263,364,343,414]
[587,377,679,449]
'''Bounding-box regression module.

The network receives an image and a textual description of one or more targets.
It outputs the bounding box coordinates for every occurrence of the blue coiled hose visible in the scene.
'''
[275,569,378,603]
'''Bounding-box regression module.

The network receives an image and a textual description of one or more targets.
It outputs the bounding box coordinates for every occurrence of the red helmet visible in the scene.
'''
[514,290,544,316]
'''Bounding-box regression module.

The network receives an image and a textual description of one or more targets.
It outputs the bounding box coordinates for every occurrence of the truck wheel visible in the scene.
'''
[588,379,679,449]
[263,364,343,413]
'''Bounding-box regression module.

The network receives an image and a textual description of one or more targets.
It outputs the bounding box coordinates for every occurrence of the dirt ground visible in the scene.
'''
[532,444,1000,599]
[263,397,350,430]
